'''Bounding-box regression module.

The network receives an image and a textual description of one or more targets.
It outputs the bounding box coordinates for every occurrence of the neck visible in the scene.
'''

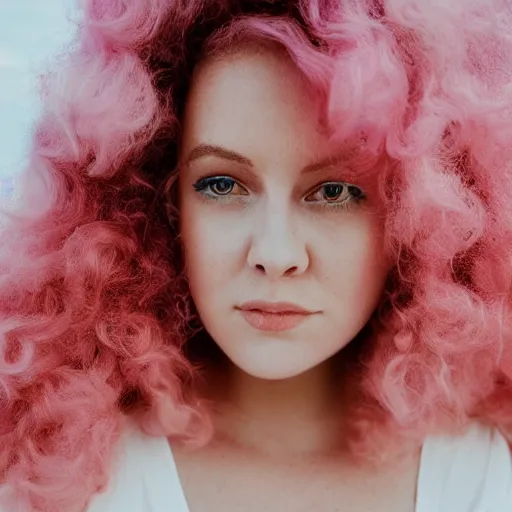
[208,354,351,458]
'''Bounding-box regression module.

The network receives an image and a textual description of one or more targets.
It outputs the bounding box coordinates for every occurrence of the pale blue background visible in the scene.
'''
[0,0,75,198]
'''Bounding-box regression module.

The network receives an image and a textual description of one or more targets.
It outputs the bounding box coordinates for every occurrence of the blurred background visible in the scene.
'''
[0,0,76,202]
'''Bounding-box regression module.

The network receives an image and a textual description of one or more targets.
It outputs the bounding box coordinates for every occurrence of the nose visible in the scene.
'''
[246,203,309,279]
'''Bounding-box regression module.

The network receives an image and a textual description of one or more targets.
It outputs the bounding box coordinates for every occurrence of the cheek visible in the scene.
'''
[323,217,388,303]
[180,205,244,301]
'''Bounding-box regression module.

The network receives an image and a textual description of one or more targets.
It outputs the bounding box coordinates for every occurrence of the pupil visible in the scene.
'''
[324,184,343,200]
[214,178,233,194]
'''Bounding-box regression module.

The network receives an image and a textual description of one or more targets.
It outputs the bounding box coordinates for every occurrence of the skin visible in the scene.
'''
[175,45,419,511]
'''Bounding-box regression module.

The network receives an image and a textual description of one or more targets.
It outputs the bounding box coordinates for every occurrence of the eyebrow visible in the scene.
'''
[185,144,252,167]
[183,143,344,174]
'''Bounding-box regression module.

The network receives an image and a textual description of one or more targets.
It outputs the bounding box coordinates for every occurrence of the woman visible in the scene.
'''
[0,0,511,510]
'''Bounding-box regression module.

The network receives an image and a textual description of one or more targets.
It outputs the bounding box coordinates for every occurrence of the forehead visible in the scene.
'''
[180,46,334,165]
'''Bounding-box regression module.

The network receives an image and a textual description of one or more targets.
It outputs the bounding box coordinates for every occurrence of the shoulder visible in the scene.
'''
[86,421,187,512]
[418,421,512,511]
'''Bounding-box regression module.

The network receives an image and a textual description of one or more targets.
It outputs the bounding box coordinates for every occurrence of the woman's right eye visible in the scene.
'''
[193,176,249,197]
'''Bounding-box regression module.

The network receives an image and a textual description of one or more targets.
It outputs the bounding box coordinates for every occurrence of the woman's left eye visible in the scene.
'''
[304,182,365,206]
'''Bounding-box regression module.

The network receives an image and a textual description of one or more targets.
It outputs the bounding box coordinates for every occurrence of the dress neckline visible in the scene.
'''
[163,437,428,512]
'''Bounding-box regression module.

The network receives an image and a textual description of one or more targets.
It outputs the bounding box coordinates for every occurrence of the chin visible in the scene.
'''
[225,347,328,381]
[239,364,306,381]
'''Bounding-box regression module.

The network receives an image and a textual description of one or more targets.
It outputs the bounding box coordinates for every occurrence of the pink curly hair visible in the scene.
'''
[1,0,512,510]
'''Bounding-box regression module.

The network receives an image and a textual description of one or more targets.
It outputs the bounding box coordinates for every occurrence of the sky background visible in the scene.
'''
[0,0,76,195]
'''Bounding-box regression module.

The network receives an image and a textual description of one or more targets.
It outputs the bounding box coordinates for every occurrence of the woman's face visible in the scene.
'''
[179,46,388,380]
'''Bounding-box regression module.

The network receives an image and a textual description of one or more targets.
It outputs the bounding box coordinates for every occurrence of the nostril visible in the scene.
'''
[254,264,299,275]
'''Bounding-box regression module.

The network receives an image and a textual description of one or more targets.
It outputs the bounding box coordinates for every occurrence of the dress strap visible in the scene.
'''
[416,422,511,512]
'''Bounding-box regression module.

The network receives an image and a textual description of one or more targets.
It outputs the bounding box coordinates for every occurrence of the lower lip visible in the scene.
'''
[239,310,311,332]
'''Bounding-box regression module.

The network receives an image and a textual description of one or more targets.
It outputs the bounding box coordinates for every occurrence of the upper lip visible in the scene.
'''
[237,301,316,315]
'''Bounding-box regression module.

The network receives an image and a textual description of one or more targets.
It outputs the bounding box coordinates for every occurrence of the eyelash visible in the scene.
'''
[192,175,366,210]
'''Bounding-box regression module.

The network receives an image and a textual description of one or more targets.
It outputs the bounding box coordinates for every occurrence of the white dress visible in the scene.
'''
[87,422,512,512]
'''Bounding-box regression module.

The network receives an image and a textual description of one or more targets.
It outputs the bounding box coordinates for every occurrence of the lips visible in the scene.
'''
[236,301,317,332]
